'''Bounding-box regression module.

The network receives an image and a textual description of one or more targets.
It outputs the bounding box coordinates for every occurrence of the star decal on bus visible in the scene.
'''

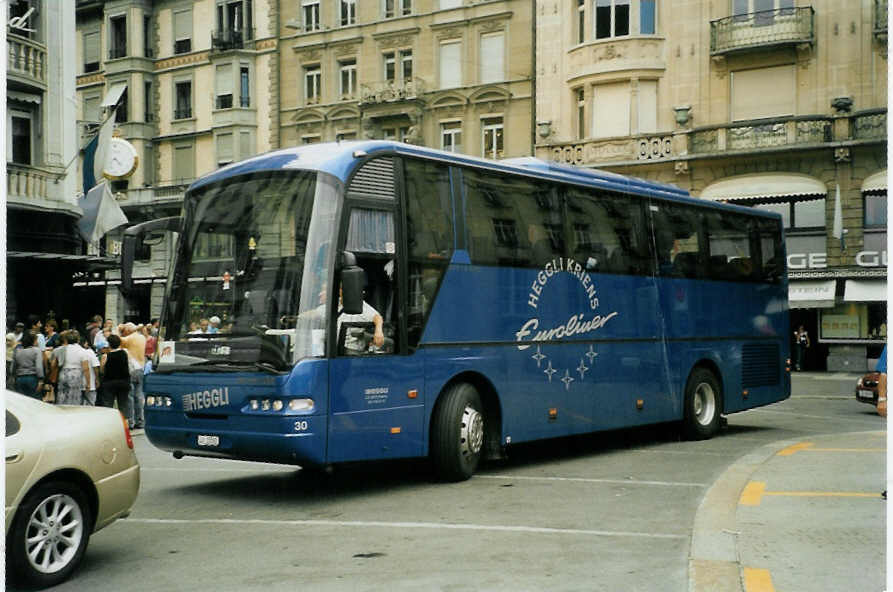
[585,345,598,364]
[576,359,589,380]
[531,347,546,368]
[543,361,557,382]
[561,370,575,390]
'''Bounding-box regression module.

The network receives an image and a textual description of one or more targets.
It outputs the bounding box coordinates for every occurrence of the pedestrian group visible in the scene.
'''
[6,314,159,430]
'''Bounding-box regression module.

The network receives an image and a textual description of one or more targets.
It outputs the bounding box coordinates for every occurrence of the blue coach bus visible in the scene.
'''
[127,140,790,481]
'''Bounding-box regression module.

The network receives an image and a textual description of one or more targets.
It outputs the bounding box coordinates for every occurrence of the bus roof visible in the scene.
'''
[188,141,778,220]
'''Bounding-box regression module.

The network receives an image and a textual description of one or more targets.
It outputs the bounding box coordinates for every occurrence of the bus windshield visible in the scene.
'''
[157,170,339,371]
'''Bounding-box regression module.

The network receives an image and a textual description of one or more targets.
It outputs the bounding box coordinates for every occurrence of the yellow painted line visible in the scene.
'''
[739,481,767,506]
[743,568,775,592]
[740,481,882,506]
[765,491,883,499]
[776,442,814,456]
[807,447,885,452]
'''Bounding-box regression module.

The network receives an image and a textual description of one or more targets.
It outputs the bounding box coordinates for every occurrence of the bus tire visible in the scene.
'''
[431,383,485,481]
[683,368,722,440]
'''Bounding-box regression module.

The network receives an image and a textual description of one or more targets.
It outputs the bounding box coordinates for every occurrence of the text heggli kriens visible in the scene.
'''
[515,257,619,350]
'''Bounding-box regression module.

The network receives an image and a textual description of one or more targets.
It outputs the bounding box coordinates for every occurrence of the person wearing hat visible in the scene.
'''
[208,316,221,334]
[12,322,24,343]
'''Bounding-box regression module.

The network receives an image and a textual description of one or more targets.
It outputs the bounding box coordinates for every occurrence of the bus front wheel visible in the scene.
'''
[683,368,722,440]
[431,383,485,481]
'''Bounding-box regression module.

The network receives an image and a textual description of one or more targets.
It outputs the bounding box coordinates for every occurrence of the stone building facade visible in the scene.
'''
[535,0,888,371]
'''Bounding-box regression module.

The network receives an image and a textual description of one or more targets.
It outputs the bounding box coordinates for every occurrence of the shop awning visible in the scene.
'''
[700,173,826,201]
[788,280,836,308]
[101,83,128,108]
[844,280,887,302]
[861,170,886,194]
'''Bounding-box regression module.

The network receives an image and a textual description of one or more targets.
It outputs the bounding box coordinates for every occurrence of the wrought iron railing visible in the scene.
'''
[7,34,46,85]
[710,6,814,55]
[359,78,426,104]
[108,46,127,59]
[691,116,831,154]
[174,107,193,120]
[211,28,254,51]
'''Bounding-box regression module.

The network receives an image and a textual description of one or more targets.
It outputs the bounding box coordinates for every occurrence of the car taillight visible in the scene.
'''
[122,414,134,449]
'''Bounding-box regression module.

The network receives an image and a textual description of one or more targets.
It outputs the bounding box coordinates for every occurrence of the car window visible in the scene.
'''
[6,410,20,437]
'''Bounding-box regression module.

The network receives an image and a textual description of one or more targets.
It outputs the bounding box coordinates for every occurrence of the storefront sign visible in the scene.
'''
[8,8,36,34]
[821,314,861,339]
[788,250,887,270]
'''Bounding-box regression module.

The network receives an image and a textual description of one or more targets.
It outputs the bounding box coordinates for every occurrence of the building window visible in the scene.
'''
[384,50,412,84]
[216,63,233,109]
[730,65,795,121]
[303,0,320,31]
[144,16,154,57]
[402,50,413,81]
[336,131,357,141]
[174,8,193,54]
[115,87,129,123]
[302,136,320,144]
[479,32,505,84]
[217,0,248,32]
[240,65,251,107]
[84,94,101,124]
[340,0,356,26]
[109,15,127,59]
[441,122,462,152]
[751,198,826,230]
[576,88,586,140]
[384,0,411,18]
[383,126,409,141]
[595,0,630,39]
[339,59,357,99]
[865,194,888,228]
[305,65,321,103]
[578,0,586,43]
[144,144,154,184]
[638,79,657,134]
[439,40,462,89]
[9,0,38,41]
[9,111,32,165]
[144,81,153,122]
[734,0,794,20]
[492,218,519,247]
[482,117,504,159]
[83,30,100,73]
[173,143,195,183]
[175,81,192,119]
[384,52,396,82]
[640,0,656,34]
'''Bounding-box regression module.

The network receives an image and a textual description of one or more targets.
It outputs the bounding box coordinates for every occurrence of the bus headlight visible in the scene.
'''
[249,399,259,410]
[262,399,271,411]
[146,396,156,406]
[272,400,284,411]
[289,398,314,412]
[164,397,173,407]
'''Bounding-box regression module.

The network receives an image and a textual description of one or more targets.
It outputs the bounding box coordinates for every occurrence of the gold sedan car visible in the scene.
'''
[5,392,140,588]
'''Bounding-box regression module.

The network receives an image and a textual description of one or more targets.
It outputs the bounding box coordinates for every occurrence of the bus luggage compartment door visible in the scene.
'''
[327,356,426,462]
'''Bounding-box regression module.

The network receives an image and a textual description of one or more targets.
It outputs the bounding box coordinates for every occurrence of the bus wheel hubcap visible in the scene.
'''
[693,383,716,426]
[460,406,484,458]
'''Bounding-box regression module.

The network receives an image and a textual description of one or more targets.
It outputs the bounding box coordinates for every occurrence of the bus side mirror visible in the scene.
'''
[340,258,365,316]
[121,216,183,294]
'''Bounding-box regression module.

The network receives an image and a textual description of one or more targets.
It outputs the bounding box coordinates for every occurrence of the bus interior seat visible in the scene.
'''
[709,255,729,279]
[672,252,700,278]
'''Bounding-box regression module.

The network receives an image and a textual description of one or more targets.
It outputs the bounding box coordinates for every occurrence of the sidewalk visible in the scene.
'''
[690,430,886,592]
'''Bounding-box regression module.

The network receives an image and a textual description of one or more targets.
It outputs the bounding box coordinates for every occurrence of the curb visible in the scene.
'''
[687,438,803,592]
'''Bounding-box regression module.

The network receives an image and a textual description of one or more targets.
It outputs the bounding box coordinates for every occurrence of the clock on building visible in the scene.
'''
[103,137,139,180]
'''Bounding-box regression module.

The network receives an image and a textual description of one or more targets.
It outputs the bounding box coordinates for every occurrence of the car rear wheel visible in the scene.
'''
[7,481,93,588]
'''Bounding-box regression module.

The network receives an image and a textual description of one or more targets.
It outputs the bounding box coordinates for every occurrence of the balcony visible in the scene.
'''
[710,7,814,56]
[359,78,426,105]
[536,133,678,166]
[211,28,254,52]
[853,109,887,140]
[7,164,52,203]
[690,116,831,154]
[7,33,46,89]
[875,0,888,43]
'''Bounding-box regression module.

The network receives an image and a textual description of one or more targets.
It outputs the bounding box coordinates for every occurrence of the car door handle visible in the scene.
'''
[6,450,22,463]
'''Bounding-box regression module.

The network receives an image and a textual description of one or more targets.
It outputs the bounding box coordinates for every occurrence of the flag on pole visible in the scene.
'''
[82,112,116,194]
[77,181,129,243]
[832,183,845,250]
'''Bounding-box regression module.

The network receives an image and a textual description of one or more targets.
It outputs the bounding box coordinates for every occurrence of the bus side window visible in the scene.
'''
[757,218,784,283]
[565,188,647,276]
[705,210,753,282]
[651,202,703,279]
[403,158,454,349]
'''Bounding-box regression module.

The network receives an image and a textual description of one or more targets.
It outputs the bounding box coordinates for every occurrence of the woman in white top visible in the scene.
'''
[56,330,91,406]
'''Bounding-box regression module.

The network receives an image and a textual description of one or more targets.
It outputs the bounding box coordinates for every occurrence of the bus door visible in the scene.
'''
[327,206,426,463]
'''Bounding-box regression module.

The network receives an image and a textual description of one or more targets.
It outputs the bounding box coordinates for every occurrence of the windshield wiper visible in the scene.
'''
[156,359,286,374]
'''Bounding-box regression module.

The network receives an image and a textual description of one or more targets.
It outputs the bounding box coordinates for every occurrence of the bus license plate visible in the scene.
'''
[858,390,875,400]
[197,435,220,447]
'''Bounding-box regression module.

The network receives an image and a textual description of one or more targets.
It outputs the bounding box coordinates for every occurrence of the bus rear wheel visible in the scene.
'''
[431,383,485,481]
[683,368,722,440]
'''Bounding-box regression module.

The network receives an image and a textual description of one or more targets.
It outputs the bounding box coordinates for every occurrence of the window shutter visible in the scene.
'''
[216,64,233,96]
[217,133,233,163]
[84,30,100,64]
[637,80,657,134]
[480,33,504,84]
[174,9,192,41]
[174,144,194,181]
[593,82,630,138]
[240,131,252,159]
[439,41,461,89]
[731,65,795,121]
[84,95,101,122]
[440,0,462,8]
